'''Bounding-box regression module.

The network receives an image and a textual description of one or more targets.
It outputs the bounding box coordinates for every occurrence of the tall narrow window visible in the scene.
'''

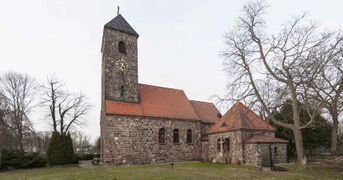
[158,128,165,144]
[224,138,230,152]
[118,41,126,54]
[217,139,221,151]
[273,147,277,156]
[173,129,179,144]
[186,129,192,144]
[120,85,124,97]
[119,71,125,97]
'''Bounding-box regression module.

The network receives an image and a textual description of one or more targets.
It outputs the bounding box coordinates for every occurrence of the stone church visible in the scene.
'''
[100,13,288,166]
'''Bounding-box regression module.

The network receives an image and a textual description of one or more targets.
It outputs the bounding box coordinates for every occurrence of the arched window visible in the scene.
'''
[118,41,126,54]
[224,138,230,152]
[173,129,179,144]
[158,128,165,144]
[186,129,192,143]
[217,139,221,151]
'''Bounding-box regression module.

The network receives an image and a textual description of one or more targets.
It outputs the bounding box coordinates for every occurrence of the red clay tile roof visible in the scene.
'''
[246,135,288,143]
[190,100,221,124]
[207,102,276,134]
[106,84,207,120]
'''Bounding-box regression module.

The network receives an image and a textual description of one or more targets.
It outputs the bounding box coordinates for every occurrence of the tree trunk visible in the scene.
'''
[331,113,338,155]
[293,127,307,169]
[289,85,307,169]
[18,130,24,152]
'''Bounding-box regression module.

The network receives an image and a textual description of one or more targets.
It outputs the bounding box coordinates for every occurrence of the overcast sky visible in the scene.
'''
[0,0,342,142]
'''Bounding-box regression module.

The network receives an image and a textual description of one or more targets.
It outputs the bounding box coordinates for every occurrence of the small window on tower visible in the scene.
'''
[118,41,126,54]
[120,85,124,97]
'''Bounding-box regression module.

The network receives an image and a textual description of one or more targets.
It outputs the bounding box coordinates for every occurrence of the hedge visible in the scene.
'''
[0,150,46,170]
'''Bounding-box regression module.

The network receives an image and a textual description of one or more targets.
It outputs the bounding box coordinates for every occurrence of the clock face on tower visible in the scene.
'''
[102,21,139,102]
[115,58,129,72]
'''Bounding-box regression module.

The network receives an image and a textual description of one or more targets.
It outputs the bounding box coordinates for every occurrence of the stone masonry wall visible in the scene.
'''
[201,141,209,162]
[208,131,244,164]
[101,114,201,165]
[244,143,287,166]
[244,143,258,165]
[271,143,287,164]
[102,28,139,103]
[208,130,287,166]
[242,130,275,141]
[200,122,213,139]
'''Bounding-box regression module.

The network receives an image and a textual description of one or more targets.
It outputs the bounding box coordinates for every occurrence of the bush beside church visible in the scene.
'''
[47,132,78,165]
[0,150,46,170]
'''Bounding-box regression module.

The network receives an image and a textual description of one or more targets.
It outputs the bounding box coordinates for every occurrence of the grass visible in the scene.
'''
[0,162,342,180]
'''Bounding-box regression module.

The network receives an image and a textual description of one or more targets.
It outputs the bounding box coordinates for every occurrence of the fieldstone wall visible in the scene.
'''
[201,141,209,161]
[200,122,213,139]
[271,143,287,164]
[208,130,287,166]
[242,130,275,141]
[244,143,287,166]
[208,131,244,164]
[102,28,139,103]
[244,143,259,165]
[101,114,201,165]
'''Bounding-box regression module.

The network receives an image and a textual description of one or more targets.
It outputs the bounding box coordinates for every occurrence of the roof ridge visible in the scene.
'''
[139,83,184,92]
[189,100,213,104]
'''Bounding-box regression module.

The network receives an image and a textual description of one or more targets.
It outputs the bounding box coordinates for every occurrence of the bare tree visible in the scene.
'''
[310,48,343,154]
[0,72,37,152]
[40,75,91,134]
[34,131,51,155]
[71,131,91,154]
[93,136,101,154]
[220,1,342,169]
[0,89,16,150]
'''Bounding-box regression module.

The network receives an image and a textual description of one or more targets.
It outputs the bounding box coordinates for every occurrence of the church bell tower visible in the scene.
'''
[101,13,139,103]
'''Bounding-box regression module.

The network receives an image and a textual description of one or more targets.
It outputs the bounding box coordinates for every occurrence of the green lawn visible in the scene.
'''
[0,162,342,180]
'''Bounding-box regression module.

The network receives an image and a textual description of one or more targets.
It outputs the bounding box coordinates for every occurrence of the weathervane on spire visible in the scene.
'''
[117,5,120,15]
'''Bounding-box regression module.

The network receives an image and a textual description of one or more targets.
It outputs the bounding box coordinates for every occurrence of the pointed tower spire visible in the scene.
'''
[104,13,139,37]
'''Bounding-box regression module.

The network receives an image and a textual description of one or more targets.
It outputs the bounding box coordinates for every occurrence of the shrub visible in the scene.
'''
[47,132,78,165]
[0,150,46,170]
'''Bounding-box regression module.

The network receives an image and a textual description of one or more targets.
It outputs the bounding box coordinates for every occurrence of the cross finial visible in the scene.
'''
[117,6,120,15]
